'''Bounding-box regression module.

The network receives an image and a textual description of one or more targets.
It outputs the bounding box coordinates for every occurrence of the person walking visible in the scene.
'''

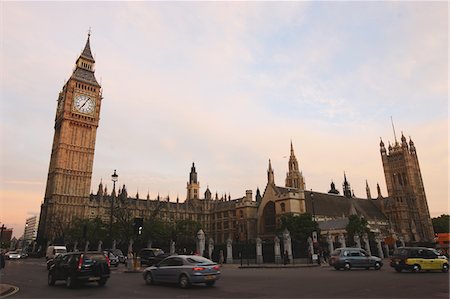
[0,251,5,270]
[283,250,289,265]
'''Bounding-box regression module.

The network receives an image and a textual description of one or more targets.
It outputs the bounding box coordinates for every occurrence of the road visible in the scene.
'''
[1,258,448,298]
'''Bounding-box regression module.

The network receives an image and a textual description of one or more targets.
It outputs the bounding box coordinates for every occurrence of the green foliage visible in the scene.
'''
[65,217,108,244]
[175,219,202,248]
[346,215,370,243]
[279,213,320,241]
[432,214,450,233]
[141,218,172,248]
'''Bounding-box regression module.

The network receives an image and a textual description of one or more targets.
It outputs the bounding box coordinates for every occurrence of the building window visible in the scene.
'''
[281,203,286,212]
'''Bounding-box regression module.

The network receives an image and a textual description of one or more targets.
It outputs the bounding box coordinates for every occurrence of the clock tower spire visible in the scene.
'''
[37,32,103,244]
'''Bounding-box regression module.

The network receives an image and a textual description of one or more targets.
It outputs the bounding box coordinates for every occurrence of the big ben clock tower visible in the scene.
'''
[37,33,102,244]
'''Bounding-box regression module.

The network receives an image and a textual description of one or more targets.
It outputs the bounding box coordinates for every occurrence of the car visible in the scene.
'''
[143,255,221,288]
[138,248,170,266]
[329,247,383,270]
[110,249,126,264]
[6,250,27,259]
[390,247,449,273]
[46,245,67,260]
[48,251,111,288]
[103,251,119,267]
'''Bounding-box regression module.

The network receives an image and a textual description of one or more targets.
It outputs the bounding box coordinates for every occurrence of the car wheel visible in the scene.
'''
[395,267,402,273]
[98,278,107,287]
[344,263,351,271]
[48,273,56,286]
[412,264,421,273]
[442,264,449,273]
[205,281,216,287]
[144,272,154,285]
[66,275,76,288]
[178,274,190,289]
[334,266,340,270]
[374,262,381,270]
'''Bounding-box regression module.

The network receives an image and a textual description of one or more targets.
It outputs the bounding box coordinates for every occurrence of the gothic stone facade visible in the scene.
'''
[37,35,435,245]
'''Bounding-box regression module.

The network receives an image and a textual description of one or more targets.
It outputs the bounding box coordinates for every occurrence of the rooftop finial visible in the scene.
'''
[88,27,92,37]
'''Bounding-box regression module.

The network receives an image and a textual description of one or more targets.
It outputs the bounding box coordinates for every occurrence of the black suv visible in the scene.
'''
[48,252,111,288]
[138,248,170,266]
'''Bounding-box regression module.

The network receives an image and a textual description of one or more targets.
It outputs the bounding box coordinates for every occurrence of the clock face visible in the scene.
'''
[74,94,95,114]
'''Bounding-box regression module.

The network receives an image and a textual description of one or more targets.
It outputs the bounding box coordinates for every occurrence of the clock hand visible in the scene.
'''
[80,99,89,109]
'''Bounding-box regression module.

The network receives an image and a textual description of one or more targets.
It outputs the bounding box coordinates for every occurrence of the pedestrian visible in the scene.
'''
[0,251,5,270]
[283,250,289,265]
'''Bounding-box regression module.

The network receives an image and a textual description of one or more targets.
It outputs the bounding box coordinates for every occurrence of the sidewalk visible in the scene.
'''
[0,284,18,297]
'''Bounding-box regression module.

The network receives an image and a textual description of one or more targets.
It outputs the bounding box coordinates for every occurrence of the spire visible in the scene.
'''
[290,140,294,156]
[401,131,408,148]
[409,136,416,153]
[268,159,275,185]
[380,137,386,154]
[71,31,100,86]
[366,180,372,199]
[189,162,198,184]
[377,183,382,198]
[146,190,150,200]
[81,30,95,62]
[343,172,352,198]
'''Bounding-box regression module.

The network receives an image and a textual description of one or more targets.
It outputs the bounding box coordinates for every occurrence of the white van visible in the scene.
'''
[46,245,67,260]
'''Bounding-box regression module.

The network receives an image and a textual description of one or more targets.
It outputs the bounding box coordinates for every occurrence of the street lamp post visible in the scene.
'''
[110,170,118,248]
[310,189,316,222]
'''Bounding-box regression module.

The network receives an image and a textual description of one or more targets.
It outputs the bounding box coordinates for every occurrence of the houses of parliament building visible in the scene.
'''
[37,34,435,246]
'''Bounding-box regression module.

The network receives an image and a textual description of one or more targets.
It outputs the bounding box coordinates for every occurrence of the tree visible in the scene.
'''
[141,218,172,249]
[346,215,370,245]
[65,217,108,245]
[174,219,202,252]
[432,214,450,233]
[279,213,320,242]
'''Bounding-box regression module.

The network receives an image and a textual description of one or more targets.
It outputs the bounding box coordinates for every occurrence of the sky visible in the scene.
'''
[0,1,448,238]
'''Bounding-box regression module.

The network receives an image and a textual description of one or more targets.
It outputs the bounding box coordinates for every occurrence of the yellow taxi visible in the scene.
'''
[390,247,449,273]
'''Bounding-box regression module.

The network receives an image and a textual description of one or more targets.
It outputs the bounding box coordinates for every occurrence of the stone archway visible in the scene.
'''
[262,201,276,234]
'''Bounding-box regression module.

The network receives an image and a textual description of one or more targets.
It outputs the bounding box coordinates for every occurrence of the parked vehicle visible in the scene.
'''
[390,247,449,273]
[46,245,67,260]
[329,247,383,270]
[48,251,111,288]
[104,251,119,267]
[138,248,170,266]
[111,249,126,264]
[143,255,221,288]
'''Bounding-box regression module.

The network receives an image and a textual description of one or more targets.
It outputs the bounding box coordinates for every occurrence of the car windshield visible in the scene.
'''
[55,249,67,254]
[186,256,215,265]
[154,249,164,256]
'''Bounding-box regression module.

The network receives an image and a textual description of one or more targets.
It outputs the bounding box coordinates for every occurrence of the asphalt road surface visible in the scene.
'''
[1,258,448,298]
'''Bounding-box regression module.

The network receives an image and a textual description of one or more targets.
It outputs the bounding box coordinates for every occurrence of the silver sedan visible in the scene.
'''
[143,255,221,288]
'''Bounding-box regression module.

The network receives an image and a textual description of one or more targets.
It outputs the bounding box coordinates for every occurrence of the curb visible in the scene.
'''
[238,264,320,269]
[0,284,19,298]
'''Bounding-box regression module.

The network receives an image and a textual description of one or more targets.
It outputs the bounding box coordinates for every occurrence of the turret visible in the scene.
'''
[328,181,339,194]
[343,173,352,198]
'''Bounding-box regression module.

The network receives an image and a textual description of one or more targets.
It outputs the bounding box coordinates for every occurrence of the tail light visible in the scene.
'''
[77,254,84,271]
[193,267,205,271]
[105,253,111,267]
[212,265,220,271]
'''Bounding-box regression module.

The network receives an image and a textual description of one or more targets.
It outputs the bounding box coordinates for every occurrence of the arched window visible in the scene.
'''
[263,201,276,234]
[280,202,285,212]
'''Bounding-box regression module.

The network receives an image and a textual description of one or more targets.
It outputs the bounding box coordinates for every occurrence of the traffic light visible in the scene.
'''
[133,218,143,235]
